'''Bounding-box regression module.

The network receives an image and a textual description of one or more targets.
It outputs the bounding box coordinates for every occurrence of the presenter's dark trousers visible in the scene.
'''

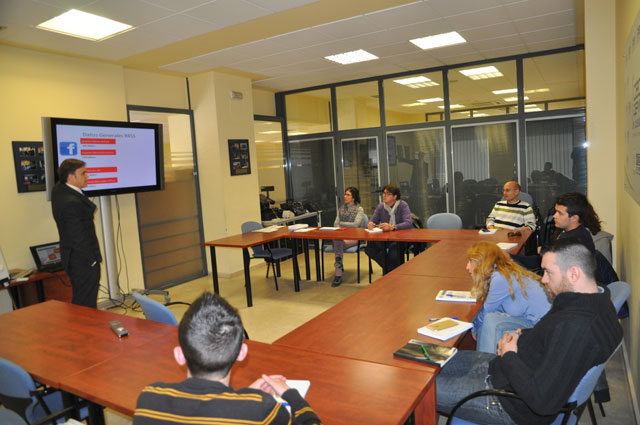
[67,257,100,308]
[365,241,405,273]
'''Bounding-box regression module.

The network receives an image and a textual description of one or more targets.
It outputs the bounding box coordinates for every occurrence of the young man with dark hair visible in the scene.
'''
[365,184,413,272]
[51,158,102,308]
[436,239,622,425]
[553,192,600,252]
[133,292,321,425]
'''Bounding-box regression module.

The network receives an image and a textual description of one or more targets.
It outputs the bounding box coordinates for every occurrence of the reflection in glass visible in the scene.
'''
[387,128,446,224]
[383,71,444,126]
[452,122,518,228]
[341,137,379,215]
[254,120,286,205]
[129,110,205,289]
[524,51,585,112]
[336,81,380,130]
[289,138,336,224]
[525,116,586,217]
[285,88,332,135]
[449,60,518,119]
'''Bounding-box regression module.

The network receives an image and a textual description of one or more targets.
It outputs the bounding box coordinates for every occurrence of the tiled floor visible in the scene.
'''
[104,253,637,425]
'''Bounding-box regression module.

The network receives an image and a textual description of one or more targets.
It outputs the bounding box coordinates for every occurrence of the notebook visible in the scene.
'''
[394,339,458,367]
[417,318,473,341]
[29,242,64,273]
[496,242,517,251]
[435,290,477,303]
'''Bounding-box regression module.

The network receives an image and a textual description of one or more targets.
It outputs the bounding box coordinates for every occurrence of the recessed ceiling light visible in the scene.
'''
[36,9,133,41]
[492,88,517,95]
[459,66,503,80]
[410,31,467,50]
[524,88,550,94]
[393,76,439,88]
[474,113,489,117]
[525,107,543,112]
[288,131,308,136]
[504,96,529,102]
[438,104,464,109]
[325,49,378,65]
[260,131,282,135]
[417,97,444,103]
[401,103,426,107]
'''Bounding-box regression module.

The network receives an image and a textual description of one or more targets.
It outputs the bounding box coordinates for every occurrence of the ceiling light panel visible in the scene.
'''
[504,96,529,102]
[410,31,467,50]
[37,9,132,41]
[325,49,378,65]
[394,76,440,88]
[417,97,444,103]
[459,65,503,80]
[492,88,517,95]
[438,104,464,109]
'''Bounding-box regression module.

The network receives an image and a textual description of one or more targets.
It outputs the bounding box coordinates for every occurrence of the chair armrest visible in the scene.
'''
[31,405,80,425]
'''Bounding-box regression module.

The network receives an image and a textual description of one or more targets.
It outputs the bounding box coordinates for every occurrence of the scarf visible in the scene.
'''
[383,201,399,226]
[338,202,359,223]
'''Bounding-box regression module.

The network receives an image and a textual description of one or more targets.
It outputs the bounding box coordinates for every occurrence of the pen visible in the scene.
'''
[420,344,431,360]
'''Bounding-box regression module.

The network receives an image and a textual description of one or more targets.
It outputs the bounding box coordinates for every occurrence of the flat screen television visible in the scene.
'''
[42,117,164,199]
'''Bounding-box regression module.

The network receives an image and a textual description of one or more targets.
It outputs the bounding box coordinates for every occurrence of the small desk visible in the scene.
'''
[3,269,72,308]
[61,330,436,425]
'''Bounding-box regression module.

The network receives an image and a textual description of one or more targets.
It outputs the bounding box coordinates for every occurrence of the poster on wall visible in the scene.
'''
[228,139,251,176]
[624,11,640,205]
[12,141,46,193]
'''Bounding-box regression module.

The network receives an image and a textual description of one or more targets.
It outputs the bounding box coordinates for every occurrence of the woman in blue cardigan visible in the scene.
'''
[468,241,551,353]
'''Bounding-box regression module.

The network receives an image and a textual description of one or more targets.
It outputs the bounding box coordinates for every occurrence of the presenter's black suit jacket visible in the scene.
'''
[51,182,102,306]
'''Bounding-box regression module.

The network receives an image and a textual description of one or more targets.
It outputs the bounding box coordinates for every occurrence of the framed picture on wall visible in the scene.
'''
[228,139,251,176]
[12,141,46,193]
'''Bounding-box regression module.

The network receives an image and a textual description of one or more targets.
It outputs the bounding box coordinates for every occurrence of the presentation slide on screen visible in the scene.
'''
[55,124,157,190]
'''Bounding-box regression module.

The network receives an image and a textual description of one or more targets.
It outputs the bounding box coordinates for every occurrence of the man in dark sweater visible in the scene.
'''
[436,239,622,425]
[133,293,321,425]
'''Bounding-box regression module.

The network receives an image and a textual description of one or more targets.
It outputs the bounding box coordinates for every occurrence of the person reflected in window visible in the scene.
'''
[467,242,551,354]
[331,187,364,287]
[365,184,412,272]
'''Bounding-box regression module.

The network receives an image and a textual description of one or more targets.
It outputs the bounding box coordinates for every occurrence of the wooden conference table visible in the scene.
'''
[0,300,435,425]
[203,227,529,307]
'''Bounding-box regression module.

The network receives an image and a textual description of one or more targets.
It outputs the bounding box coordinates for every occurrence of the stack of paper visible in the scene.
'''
[417,318,473,341]
[497,242,517,250]
[435,290,477,303]
[478,228,498,235]
[365,227,382,233]
[288,223,309,231]
[253,225,283,233]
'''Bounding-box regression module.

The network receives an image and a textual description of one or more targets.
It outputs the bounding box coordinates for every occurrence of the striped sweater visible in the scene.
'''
[133,378,321,425]
[486,200,536,230]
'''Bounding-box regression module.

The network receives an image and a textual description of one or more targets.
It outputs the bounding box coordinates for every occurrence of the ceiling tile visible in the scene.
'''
[260,49,318,66]
[390,18,455,41]
[519,24,575,44]
[369,41,419,57]
[427,0,502,17]
[228,38,290,58]
[342,30,401,50]
[513,10,574,34]
[1,0,64,27]
[186,49,251,67]
[314,15,386,38]
[444,6,512,31]
[394,56,444,72]
[504,0,573,21]
[439,52,485,65]
[134,14,221,44]
[470,34,523,51]
[244,0,317,13]
[183,0,270,27]
[160,59,211,73]
[524,36,575,52]
[458,22,519,42]
[477,44,528,58]
[137,0,215,13]
[268,28,337,50]
[79,0,173,27]
[364,1,439,29]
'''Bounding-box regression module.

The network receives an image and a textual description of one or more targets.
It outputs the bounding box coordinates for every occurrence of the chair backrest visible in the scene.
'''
[608,281,631,313]
[593,231,614,263]
[0,358,39,423]
[361,214,369,228]
[132,292,179,325]
[0,409,28,425]
[518,191,534,208]
[426,213,462,229]
[241,221,266,256]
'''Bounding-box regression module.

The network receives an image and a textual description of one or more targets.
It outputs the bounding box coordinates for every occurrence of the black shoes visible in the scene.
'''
[332,275,343,287]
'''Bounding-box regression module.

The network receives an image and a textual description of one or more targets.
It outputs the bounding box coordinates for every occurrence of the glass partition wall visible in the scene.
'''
[277,45,586,228]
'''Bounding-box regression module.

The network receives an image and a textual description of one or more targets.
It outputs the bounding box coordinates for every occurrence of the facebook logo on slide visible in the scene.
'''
[59,142,77,156]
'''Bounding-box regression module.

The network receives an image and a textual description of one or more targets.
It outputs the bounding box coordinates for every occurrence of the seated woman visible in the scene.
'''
[331,187,364,287]
[467,241,551,353]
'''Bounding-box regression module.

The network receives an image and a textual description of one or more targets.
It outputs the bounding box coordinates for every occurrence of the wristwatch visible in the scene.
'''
[392,224,397,231]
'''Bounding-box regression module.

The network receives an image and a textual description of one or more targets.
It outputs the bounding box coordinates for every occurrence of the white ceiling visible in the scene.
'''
[0,0,583,92]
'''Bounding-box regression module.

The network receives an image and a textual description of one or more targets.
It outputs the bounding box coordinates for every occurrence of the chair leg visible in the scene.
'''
[598,401,605,417]
[266,261,270,278]
[276,261,281,277]
[321,242,325,281]
[587,399,598,425]
[368,257,372,284]
[272,262,279,291]
[357,249,361,284]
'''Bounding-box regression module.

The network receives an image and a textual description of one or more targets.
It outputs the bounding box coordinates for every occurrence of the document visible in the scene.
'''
[417,318,473,341]
[394,339,458,367]
[435,290,476,302]
[253,225,283,233]
[288,223,309,231]
[273,380,311,412]
[318,227,341,231]
[497,242,517,250]
[478,228,497,235]
[365,227,382,233]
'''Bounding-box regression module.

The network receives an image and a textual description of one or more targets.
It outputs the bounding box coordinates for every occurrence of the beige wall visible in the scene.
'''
[252,88,276,116]
[613,0,640,411]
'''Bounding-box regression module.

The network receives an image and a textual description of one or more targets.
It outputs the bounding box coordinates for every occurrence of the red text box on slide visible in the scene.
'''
[81,149,116,155]
[86,167,118,174]
[88,178,118,185]
[80,138,116,144]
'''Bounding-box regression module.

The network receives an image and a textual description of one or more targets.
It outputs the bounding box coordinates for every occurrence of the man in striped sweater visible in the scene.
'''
[133,292,321,425]
[486,181,536,231]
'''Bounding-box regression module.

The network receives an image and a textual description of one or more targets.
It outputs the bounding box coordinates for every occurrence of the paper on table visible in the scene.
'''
[478,228,498,235]
[253,225,283,233]
[318,227,341,231]
[365,227,382,233]
[417,318,473,341]
[496,242,517,250]
[292,227,316,232]
[273,380,311,412]
[288,223,309,231]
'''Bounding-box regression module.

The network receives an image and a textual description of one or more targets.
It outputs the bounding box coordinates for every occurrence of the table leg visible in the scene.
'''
[413,381,437,425]
[292,239,300,292]
[314,239,321,281]
[383,241,388,275]
[303,240,310,280]
[35,280,45,303]
[209,246,219,294]
[242,248,253,307]
[87,401,106,425]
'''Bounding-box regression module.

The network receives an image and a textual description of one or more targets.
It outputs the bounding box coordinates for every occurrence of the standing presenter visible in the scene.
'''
[51,159,102,308]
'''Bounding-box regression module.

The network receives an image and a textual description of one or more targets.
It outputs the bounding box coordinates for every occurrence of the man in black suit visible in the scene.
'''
[51,159,102,308]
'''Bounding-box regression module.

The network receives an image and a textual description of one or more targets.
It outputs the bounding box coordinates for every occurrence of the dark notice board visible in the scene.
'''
[12,141,46,193]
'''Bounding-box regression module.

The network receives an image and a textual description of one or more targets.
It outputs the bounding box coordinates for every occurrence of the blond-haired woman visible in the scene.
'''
[467,242,551,353]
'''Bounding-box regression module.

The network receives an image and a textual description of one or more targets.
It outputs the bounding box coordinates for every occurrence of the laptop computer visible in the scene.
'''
[29,242,64,273]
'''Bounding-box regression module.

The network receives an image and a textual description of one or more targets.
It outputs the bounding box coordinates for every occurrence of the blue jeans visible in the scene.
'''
[476,313,535,354]
[436,351,516,425]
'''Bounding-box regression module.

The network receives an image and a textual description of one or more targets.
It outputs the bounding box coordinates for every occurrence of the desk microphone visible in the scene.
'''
[110,320,129,338]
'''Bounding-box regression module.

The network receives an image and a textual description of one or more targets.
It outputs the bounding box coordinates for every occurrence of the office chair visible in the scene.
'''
[133,292,179,325]
[0,358,87,425]
[426,213,463,229]
[444,342,623,425]
[321,214,368,283]
[0,406,83,425]
[241,221,295,291]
